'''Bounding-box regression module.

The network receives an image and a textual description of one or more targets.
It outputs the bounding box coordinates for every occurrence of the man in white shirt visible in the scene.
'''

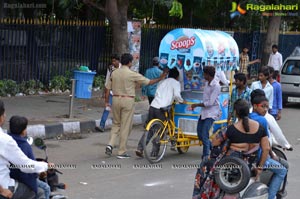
[250,67,274,109]
[0,100,49,199]
[268,44,282,79]
[135,68,186,157]
[215,70,229,86]
[95,54,121,132]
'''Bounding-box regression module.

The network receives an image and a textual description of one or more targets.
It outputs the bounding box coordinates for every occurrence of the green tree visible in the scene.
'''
[83,0,129,56]
[261,0,299,65]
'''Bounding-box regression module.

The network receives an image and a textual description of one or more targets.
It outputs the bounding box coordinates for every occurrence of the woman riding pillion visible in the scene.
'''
[192,99,270,198]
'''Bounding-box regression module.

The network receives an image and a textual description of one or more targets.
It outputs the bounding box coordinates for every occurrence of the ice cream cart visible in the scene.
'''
[167,29,239,146]
[143,29,239,163]
[160,28,238,132]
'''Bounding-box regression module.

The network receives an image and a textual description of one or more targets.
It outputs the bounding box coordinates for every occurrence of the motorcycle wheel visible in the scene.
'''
[214,156,250,194]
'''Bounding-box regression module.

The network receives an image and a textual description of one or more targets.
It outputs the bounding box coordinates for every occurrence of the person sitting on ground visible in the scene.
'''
[193,99,270,198]
[0,100,50,199]
[136,67,186,157]
[8,115,51,199]
[249,90,287,199]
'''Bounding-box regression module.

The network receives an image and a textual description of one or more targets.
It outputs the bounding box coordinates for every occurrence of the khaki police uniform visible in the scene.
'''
[106,66,150,155]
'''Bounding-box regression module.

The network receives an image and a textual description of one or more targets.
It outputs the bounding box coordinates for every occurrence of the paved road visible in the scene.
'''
[33,104,300,199]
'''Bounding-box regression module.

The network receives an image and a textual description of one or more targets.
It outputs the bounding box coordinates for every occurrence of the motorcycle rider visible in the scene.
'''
[193,99,270,198]
[8,115,50,199]
[0,100,51,199]
[250,90,287,199]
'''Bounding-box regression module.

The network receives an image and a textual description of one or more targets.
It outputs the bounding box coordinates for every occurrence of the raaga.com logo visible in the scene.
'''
[230,1,299,18]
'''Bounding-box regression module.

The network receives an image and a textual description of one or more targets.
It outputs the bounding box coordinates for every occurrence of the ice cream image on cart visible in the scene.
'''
[159,28,239,135]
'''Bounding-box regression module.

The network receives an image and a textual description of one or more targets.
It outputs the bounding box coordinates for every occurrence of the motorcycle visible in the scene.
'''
[33,137,68,199]
[212,145,289,199]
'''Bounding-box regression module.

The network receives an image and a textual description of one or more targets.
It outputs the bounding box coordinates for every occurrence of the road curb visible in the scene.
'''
[27,113,148,138]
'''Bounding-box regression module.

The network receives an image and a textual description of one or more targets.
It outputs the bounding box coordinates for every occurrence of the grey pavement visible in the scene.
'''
[1,89,150,138]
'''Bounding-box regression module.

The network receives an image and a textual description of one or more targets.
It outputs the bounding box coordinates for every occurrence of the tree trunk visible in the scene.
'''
[105,0,129,56]
[262,17,281,66]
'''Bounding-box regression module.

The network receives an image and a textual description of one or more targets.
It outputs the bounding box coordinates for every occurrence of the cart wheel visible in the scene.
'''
[143,120,167,164]
[177,141,190,154]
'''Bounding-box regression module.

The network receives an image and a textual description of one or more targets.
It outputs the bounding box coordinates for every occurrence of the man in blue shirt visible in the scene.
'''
[268,66,282,120]
[250,89,287,199]
[142,57,163,104]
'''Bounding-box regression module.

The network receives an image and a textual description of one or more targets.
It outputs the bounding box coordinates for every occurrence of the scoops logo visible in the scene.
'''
[171,36,196,50]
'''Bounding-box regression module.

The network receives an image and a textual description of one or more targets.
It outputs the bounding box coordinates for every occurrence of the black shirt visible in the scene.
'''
[226,124,267,144]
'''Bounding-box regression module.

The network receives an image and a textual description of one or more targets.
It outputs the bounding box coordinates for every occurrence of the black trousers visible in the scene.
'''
[137,106,166,151]
[11,182,35,199]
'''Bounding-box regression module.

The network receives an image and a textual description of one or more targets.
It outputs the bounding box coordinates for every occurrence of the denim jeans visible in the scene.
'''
[100,93,112,128]
[197,117,215,158]
[37,179,50,199]
[264,157,287,199]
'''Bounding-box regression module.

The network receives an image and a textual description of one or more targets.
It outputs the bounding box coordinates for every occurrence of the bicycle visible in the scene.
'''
[143,103,227,164]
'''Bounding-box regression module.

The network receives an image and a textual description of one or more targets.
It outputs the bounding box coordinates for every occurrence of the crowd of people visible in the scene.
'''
[99,44,290,199]
[0,44,291,199]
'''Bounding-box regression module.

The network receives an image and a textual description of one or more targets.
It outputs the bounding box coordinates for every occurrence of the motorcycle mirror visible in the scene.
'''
[34,138,46,150]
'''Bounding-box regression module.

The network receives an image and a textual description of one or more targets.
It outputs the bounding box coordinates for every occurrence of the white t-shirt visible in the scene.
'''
[215,71,229,86]
[268,52,282,71]
[151,78,184,109]
[0,128,48,188]
[105,63,121,95]
[250,81,274,109]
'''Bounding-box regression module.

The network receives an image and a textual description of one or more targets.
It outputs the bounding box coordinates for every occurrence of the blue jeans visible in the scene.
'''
[100,93,112,128]
[264,157,287,199]
[197,117,214,158]
[37,179,50,199]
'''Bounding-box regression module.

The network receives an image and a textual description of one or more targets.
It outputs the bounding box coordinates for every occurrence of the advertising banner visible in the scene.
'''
[128,21,142,72]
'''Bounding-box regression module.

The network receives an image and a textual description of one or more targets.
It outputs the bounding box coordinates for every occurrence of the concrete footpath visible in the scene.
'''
[1,90,149,138]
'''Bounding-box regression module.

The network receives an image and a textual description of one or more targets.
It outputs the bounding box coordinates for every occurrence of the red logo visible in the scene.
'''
[171,36,195,50]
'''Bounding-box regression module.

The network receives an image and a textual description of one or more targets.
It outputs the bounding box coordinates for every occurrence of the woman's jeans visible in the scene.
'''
[197,117,214,159]
[100,93,112,128]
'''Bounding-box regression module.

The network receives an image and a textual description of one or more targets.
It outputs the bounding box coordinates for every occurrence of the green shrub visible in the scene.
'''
[0,79,19,96]
[50,76,70,91]
[93,75,105,89]
[0,81,6,96]
[19,80,45,95]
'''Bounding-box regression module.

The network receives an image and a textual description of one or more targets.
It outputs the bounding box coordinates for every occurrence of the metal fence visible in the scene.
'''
[0,19,110,83]
[1,19,300,83]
